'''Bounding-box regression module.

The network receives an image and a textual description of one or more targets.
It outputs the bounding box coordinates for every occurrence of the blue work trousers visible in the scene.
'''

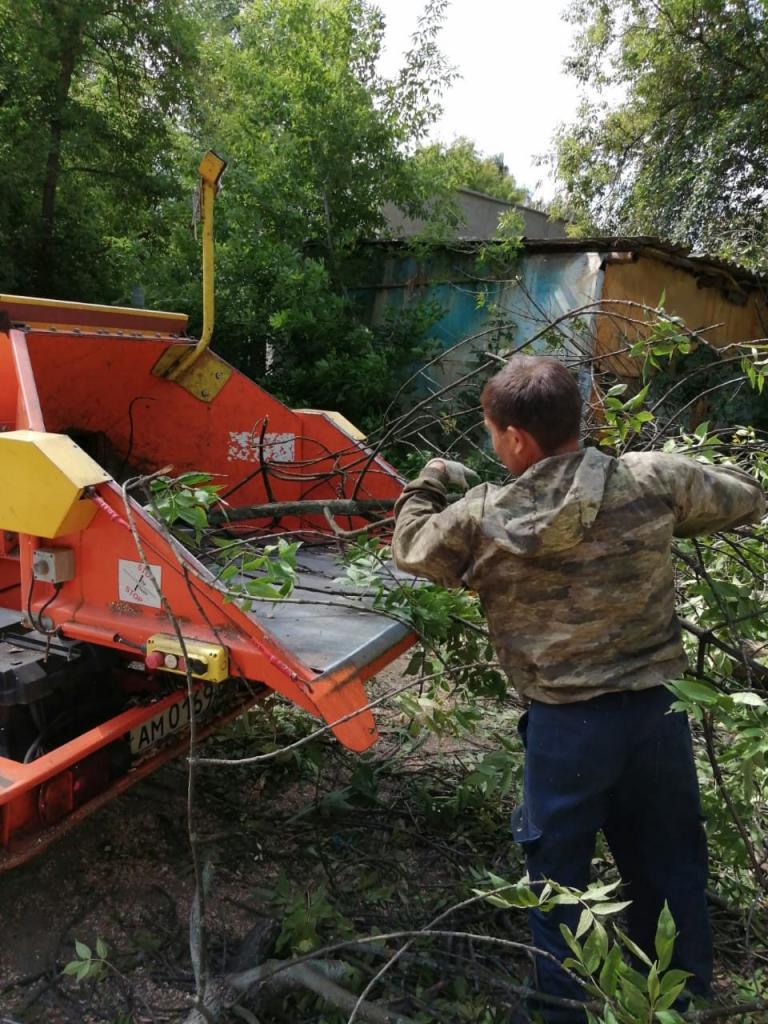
[511,685,712,1023]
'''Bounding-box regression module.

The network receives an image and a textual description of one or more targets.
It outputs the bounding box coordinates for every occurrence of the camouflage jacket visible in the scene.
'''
[392,449,765,703]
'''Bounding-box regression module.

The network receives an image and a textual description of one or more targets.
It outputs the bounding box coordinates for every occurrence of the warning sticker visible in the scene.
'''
[118,559,162,608]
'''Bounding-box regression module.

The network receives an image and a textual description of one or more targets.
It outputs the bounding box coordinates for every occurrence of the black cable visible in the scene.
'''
[23,697,117,763]
[116,395,156,482]
[27,578,63,634]
[113,633,146,652]
[25,576,35,629]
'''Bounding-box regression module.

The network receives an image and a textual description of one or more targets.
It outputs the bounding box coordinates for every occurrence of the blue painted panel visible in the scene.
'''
[352,248,604,394]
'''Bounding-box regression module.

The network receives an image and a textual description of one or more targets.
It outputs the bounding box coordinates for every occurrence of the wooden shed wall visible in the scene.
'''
[596,256,768,377]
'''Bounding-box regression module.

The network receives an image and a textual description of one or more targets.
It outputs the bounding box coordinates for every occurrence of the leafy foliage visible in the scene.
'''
[410,137,527,240]
[201,0,451,254]
[0,0,202,299]
[62,937,110,984]
[337,537,507,704]
[264,296,443,432]
[148,472,301,602]
[474,879,694,1022]
[554,0,768,266]
[148,471,224,544]
[217,537,301,606]
[268,873,355,955]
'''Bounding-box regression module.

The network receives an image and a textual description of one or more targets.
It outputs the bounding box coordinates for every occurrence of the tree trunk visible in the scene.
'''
[37,12,82,294]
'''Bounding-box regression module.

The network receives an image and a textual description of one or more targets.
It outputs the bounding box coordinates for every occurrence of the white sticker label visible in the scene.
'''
[119,559,162,608]
[227,430,296,463]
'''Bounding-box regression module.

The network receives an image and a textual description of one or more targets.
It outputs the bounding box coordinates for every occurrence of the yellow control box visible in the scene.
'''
[0,431,111,538]
[146,634,229,683]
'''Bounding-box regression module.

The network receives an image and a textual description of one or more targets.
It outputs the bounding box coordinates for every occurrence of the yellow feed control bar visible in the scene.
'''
[164,151,226,380]
[146,635,229,683]
[151,150,232,401]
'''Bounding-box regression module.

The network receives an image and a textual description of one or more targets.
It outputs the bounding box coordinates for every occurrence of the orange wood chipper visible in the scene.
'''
[0,153,413,867]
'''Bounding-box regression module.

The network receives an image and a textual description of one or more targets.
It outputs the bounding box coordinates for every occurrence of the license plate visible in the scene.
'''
[130,684,216,756]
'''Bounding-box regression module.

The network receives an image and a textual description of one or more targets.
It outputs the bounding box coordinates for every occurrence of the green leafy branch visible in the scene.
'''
[215,537,302,608]
[149,470,302,605]
[267,873,355,956]
[741,345,768,396]
[599,383,654,446]
[562,902,689,1024]
[62,937,110,984]
[148,471,224,545]
[474,878,690,1024]
[335,540,507,737]
[629,303,695,377]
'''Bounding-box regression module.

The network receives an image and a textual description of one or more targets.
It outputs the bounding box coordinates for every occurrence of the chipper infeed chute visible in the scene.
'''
[0,292,413,865]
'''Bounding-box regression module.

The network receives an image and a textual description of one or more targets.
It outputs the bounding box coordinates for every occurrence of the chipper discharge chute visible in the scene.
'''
[0,161,413,867]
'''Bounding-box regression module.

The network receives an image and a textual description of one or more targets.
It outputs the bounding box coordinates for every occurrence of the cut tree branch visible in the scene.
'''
[210,499,396,525]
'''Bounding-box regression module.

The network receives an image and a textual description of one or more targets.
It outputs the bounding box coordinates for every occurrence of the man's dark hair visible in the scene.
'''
[480,355,582,453]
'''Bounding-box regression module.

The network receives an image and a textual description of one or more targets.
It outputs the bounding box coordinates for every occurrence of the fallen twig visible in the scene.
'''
[231,959,416,1024]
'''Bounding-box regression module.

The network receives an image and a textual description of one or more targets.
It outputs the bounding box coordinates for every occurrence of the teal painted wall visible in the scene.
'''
[348,244,605,393]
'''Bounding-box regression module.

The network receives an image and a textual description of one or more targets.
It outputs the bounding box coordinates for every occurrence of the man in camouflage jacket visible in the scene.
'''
[392,355,765,1023]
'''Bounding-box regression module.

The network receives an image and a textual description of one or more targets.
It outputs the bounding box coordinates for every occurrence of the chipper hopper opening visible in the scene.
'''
[0,285,413,866]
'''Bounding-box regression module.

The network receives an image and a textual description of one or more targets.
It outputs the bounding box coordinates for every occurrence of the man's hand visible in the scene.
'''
[425,459,481,492]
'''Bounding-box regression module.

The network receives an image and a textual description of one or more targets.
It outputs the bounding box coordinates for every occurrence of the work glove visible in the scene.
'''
[425,459,481,492]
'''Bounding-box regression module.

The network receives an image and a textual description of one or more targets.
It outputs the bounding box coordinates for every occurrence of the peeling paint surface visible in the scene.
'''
[227,431,296,463]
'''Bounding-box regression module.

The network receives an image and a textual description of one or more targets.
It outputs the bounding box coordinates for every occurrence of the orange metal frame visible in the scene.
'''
[0,686,267,870]
[0,296,413,861]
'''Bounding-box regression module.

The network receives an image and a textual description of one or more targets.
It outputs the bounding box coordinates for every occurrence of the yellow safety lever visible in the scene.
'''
[153,151,230,397]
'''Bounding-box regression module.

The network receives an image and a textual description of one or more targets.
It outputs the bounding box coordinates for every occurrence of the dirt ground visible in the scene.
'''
[0,756,255,1023]
[1,661,759,1024]
[0,659,527,1024]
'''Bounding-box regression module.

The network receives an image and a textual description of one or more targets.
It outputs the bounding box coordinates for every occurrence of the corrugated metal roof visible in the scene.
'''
[362,235,767,293]
[381,189,569,242]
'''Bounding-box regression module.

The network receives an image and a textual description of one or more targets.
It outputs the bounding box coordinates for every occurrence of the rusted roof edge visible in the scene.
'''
[359,236,767,291]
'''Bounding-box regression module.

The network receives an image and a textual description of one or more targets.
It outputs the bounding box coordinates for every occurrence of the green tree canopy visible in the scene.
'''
[407,136,526,241]
[198,0,455,257]
[0,0,203,299]
[0,0,522,426]
[415,137,526,207]
[554,0,768,267]
[143,0,458,424]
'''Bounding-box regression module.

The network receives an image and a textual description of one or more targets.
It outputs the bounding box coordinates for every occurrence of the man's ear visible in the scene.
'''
[505,425,526,451]
[510,426,545,462]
